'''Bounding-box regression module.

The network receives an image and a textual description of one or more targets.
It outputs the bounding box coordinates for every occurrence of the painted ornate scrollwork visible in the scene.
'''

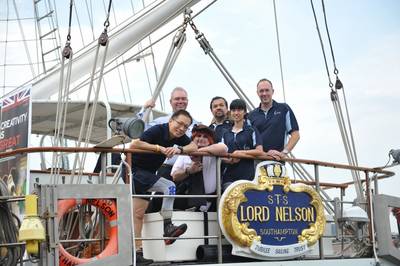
[221,163,326,248]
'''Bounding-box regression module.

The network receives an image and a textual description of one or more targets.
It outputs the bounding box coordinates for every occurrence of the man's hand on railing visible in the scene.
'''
[266,149,285,160]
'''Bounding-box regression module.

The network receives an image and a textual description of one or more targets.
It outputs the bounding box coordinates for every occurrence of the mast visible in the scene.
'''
[31,0,200,100]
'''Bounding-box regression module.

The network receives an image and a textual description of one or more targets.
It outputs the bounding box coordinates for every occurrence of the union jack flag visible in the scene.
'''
[1,87,30,112]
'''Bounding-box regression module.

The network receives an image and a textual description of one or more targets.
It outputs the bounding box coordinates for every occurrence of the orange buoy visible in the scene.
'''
[58,198,118,265]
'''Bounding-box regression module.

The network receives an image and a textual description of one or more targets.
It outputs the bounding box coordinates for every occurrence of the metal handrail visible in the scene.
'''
[0,146,394,177]
[1,145,396,264]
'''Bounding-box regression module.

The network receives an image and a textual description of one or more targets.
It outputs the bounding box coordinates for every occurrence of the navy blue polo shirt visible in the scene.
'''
[131,123,191,173]
[221,122,261,183]
[209,119,232,142]
[248,100,299,152]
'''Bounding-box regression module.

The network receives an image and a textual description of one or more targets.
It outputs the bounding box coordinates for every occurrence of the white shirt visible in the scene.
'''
[171,155,217,194]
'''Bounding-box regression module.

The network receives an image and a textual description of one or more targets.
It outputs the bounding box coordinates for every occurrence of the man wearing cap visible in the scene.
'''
[171,125,227,211]
[208,96,232,142]
[248,78,300,160]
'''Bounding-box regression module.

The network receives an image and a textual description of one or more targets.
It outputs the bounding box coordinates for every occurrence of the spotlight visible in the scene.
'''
[108,117,144,139]
[389,149,400,164]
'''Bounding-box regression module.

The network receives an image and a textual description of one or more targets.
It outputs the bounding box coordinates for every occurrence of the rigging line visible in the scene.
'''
[141,43,155,97]
[45,0,61,65]
[73,2,86,47]
[66,0,73,41]
[68,1,218,97]
[0,60,58,66]
[122,60,133,103]
[186,10,254,109]
[331,96,363,201]
[12,0,36,78]
[341,86,359,165]
[312,0,361,195]
[78,43,110,182]
[309,0,333,88]
[13,0,169,92]
[70,45,101,183]
[84,0,96,41]
[318,0,361,190]
[321,0,338,73]
[73,7,113,182]
[52,0,63,58]
[57,54,74,180]
[108,0,129,102]
[1,0,9,96]
[51,0,75,183]
[0,17,35,21]
[272,0,287,103]
[0,38,54,43]
[142,27,187,122]
[333,92,358,167]
[50,55,65,183]
[289,154,335,213]
[141,0,165,111]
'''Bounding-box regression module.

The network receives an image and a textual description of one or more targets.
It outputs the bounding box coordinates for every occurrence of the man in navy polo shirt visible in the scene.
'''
[209,96,232,142]
[248,78,300,160]
[129,110,197,263]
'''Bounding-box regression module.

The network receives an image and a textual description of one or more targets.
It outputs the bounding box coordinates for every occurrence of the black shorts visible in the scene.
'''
[132,168,160,199]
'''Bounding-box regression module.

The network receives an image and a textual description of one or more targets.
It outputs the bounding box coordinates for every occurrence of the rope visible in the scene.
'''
[289,153,334,215]
[272,0,287,102]
[84,0,96,41]
[71,0,113,183]
[321,0,338,74]
[310,0,363,202]
[142,22,187,122]
[12,0,36,78]
[50,0,75,184]
[67,0,218,97]
[0,179,24,266]
[141,0,165,110]
[267,2,322,198]
[1,0,9,96]
[309,0,333,88]
[186,11,255,110]
[73,3,86,46]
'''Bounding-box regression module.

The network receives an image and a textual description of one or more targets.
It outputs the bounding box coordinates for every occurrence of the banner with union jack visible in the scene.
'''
[0,85,31,215]
[1,86,31,112]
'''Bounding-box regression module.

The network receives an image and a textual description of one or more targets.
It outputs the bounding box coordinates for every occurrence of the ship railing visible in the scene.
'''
[0,146,395,264]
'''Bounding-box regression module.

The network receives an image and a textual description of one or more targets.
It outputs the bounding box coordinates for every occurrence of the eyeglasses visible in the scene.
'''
[172,97,188,101]
[173,118,190,130]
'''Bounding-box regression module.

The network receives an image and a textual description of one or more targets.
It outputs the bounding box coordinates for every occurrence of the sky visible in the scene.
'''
[1,0,399,219]
[156,0,400,202]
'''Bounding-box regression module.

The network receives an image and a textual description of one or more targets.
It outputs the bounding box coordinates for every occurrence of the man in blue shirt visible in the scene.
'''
[130,110,197,264]
[139,87,200,180]
[248,78,300,160]
[208,96,232,142]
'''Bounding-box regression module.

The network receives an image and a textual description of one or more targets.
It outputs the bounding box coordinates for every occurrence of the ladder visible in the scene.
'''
[33,0,61,74]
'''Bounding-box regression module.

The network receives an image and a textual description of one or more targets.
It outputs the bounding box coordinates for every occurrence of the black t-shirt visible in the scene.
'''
[131,123,191,173]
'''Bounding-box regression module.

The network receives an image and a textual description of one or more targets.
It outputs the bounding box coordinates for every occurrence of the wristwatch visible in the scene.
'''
[282,148,289,155]
[177,146,184,154]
